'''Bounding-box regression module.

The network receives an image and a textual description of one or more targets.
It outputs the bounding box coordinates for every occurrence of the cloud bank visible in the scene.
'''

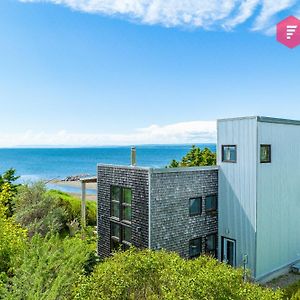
[0,121,216,147]
[19,0,299,32]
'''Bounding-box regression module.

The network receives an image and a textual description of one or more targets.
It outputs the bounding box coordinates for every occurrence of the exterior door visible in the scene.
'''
[222,237,236,267]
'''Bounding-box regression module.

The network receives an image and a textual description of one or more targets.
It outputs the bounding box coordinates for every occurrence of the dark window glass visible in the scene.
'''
[206,234,217,257]
[110,186,132,252]
[124,188,132,204]
[189,197,202,216]
[222,145,237,162]
[205,195,217,212]
[189,238,202,258]
[111,201,120,219]
[122,205,132,222]
[123,226,132,243]
[111,186,121,202]
[260,145,271,163]
[111,222,120,239]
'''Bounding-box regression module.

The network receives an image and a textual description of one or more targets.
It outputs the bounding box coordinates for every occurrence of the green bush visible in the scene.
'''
[74,248,282,300]
[47,190,97,226]
[283,279,300,299]
[5,234,96,300]
[14,182,67,237]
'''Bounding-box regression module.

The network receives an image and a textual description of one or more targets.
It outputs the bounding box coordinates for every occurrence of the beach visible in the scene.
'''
[48,179,97,201]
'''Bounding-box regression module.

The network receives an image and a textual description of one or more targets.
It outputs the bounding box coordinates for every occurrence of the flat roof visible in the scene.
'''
[218,116,300,126]
[97,164,218,173]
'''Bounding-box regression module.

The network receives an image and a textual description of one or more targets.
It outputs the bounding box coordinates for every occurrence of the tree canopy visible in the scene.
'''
[168,145,216,168]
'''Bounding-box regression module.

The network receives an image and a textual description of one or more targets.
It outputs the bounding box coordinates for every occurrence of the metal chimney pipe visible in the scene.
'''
[131,146,137,166]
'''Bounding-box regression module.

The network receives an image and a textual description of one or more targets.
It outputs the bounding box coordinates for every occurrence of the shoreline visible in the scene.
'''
[47,179,97,201]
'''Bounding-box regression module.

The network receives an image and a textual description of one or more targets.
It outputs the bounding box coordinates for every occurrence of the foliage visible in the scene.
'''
[5,234,96,300]
[0,203,27,276]
[167,145,216,168]
[74,248,282,300]
[47,190,97,226]
[14,182,67,237]
[0,169,19,217]
[283,279,300,299]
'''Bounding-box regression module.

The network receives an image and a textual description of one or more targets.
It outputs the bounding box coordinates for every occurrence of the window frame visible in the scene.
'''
[189,197,202,217]
[110,185,133,253]
[205,233,217,257]
[222,145,237,163]
[205,194,218,213]
[260,144,271,163]
[189,237,202,259]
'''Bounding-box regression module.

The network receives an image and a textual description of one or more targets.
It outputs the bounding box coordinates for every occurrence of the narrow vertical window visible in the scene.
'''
[205,195,218,213]
[260,145,271,163]
[189,197,202,216]
[110,186,132,252]
[222,145,237,162]
[205,234,217,257]
[189,238,202,258]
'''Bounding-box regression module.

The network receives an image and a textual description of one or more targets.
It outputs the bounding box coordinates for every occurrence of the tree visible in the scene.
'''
[0,169,19,217]
[74,248,282,300]
[167,145,216,168]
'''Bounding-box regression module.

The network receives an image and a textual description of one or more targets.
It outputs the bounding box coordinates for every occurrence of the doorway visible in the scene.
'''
[221,237,236,267]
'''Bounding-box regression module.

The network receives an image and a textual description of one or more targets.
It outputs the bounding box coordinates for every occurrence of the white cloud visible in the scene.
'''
[19,0,300,32]
[0,121,216,147]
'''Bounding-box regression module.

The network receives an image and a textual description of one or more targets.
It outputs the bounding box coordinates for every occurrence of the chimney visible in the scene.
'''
[131,146,137,166]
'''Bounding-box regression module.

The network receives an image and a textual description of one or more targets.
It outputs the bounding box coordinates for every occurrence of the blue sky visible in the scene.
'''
[1,0,300,146]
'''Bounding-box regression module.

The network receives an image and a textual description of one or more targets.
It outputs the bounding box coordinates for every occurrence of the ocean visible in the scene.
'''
[0,144,216,194]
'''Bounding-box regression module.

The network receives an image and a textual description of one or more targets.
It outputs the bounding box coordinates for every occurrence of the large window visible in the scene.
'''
[260,144,271,163]
[205,195,217,213]
[110,186,132,252]
[189,197,202,216]
[222,145,237,163]
[205,233,217,257]
[189,237,202,258]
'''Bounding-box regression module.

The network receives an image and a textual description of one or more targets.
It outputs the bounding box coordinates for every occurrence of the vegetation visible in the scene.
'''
[283,279,300,300]
[168,145,216,168]
[4,234,96,300]
[47,189,97,226]
[0,168,298,299]
[74,248,282,300]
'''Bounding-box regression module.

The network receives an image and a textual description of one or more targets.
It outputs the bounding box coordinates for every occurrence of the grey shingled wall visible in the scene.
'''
[149,167,218,258]
[97,165,149,258]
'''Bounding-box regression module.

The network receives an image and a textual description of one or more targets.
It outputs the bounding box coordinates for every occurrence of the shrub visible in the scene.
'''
[47,190,97,226]
[74,248,282,300]
[6,234,96,300]
[14,182,67,236]
[0,204,27,275]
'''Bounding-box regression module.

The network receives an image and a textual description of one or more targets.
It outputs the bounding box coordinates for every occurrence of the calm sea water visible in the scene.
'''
[0,144,216,193]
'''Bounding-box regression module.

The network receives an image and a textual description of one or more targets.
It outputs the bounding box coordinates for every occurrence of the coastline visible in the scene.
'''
[47,179,97,201]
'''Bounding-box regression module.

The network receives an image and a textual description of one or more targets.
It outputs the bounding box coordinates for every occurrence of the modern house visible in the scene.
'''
[97,116,300,282]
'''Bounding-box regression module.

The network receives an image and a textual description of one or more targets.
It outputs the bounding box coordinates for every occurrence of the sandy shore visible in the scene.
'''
[49,179,97,190]
[47,179,97,201]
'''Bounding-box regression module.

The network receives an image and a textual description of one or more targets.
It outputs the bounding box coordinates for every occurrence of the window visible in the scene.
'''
[110,186,133,252]
[189,238,202,258]
[260,144,271,163]
[205,195,217,213]
[206,234,217,257]
[222,145,237,162]
[189,197,202,216]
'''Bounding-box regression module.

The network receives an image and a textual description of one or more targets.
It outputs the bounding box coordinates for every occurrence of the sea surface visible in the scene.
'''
[0,144,216,194]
